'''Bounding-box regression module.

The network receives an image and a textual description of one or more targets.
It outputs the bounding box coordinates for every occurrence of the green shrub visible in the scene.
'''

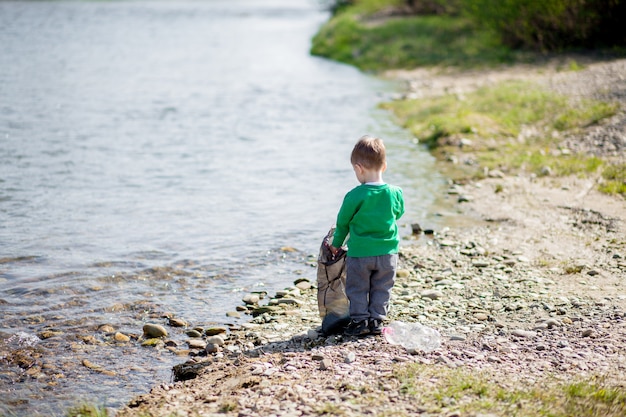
[461,0,626,51]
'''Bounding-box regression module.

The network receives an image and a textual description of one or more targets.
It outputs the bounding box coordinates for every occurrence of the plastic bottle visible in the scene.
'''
[382,321,441,353]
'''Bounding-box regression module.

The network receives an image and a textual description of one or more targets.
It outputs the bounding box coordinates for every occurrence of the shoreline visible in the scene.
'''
[116,59,626,417]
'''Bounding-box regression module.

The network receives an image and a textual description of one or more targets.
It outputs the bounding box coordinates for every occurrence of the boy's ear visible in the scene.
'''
[382,161,387,172]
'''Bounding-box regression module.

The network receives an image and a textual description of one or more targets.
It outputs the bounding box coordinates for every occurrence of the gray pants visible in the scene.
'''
[345,254,398,322]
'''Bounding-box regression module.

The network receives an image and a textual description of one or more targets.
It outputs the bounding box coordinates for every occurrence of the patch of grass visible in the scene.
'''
[383,80,618,147]
[315,402,346,415]
[392,363,626,416]
[599,164,626,198]
[66,403,109,417]
[564,378,626,416]
[382,80,619,186]
[311,1,515,72]
[218,400,238,413]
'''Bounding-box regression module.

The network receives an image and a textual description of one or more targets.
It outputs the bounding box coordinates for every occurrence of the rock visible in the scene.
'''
[98,324,115,333]
[474,313,489,321]
[226,311,241,318]
[295,279,312,291]
[205,343,219,354]
[270,298,303,306]
[242,294,260,305]
[143,323,167,338]
[205,327,227,336]
[186,329,203,338]
[141,338,163,347]
[582,329,595,338]
[251,306,280,316]
[307,329,320,339]
[38,330,63,339]
[488,169,505,178]
[344,352,356,363]
[511,329,537,339]
[545,318,561,328]
[187,339,207,349]
[320,359,333,370]
[472,260,490,268]
[207,335,225,346]
[396,269,411,278]
[421,289,444,300]
[114,332,130,342]
[168,318,187,328]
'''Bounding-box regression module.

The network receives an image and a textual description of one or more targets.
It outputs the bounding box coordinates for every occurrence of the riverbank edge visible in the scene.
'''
[114,58,626,417]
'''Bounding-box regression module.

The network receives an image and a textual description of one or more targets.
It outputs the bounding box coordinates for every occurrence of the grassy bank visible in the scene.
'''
[381,79,625,195]
[393,364,626,417]
[312,0,625,197]
[311,1,516,71]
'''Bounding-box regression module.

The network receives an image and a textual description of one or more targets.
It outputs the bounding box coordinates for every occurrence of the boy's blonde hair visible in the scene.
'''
[350,135,386,170]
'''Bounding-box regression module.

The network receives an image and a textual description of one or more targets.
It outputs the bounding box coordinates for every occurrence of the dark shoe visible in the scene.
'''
[321,312,351,336]
[344,319,370,337]
[369,319,383,335]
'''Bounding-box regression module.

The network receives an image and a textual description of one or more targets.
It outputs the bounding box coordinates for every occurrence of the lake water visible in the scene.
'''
[0,0,454,415]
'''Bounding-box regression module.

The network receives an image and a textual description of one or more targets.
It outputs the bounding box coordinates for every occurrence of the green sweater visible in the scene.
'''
[332,183,405,257]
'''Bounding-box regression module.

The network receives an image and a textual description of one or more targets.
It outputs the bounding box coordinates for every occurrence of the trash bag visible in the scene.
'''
[317,227,350,335]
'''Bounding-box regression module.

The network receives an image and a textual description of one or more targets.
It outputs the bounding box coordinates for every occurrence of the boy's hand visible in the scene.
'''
[328,245,339,257]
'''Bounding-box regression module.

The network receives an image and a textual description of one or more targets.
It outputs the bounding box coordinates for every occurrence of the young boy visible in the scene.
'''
[329,135,405,336]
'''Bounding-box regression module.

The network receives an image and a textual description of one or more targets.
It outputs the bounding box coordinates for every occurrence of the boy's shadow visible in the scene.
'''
[172,314,361,382]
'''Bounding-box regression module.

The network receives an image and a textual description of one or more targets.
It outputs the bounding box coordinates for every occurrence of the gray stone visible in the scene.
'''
[421,289,444,300]
[143,323,168,338]
[168,318,187,328]
[205,343,219,354]
[320,359,333,370]
[186,329,203,338]
[187,339,206,349]
[205,327,228,336]
[242,294,260,305]
[207,335,225,346]
[511,329,537,339]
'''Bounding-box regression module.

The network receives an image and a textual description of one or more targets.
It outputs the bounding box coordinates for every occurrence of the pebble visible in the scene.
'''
[142,323,168,338]
[205,327,227,336]
[187,339,206,349]
[474,313,489,321]
[511,329,537,338]
[421,289,444,300]
[319,359,333,370]
[114,332,130,342]
[207,335,225,346]
[205,343,219,354]
[168,318,187,328]
[581,329,595,337]
[242,294,260,305]
[344,352,356,363]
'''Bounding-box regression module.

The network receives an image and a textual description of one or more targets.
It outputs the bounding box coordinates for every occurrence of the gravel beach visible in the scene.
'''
[116,58,626,417]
